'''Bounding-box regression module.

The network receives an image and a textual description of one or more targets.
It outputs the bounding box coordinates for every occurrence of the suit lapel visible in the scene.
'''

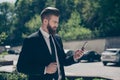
[38,30,51,55]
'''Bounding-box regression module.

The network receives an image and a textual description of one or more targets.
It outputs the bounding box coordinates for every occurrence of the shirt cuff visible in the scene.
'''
[73,56,79,62]
[44,67,47,74]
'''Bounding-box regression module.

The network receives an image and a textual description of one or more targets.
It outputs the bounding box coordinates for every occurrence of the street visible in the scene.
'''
[1,55,120,80]
[65,61,120,80]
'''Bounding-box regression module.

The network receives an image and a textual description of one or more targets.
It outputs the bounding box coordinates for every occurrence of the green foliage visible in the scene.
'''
[0,2,14,33]
[98,0,120,37]
[0,32,8,45]
[11,0,46,46]
[0,72,27,80]
[0,51,8,55]
[93,78,106,80]
[59,27,92,41]
[75,78,83,80]
[0,2,16,46]
[73,0,100,29]
[25,14,41,37]
[46,0,56,7]
[59,10,92,41]
[0,72,106,80]
[0,0,120,45]
[65,77,69,80]
[56,0,74,22]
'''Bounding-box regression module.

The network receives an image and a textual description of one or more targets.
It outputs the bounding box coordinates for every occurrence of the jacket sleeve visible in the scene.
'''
[17,38,45,75]
[56,36,77,66]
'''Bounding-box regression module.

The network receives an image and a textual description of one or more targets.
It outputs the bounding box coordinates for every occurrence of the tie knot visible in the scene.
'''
[49,35,53,40]
[49,35,52,38]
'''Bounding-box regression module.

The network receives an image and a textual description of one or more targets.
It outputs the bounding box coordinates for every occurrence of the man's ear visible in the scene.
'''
[43,18,48,25]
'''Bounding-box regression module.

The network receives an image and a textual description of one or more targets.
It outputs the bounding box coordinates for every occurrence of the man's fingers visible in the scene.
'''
[49,62,57,68]
[46,62,58,74]
[74,50,84,59]
[75,50,84,55]
[52,62,57,65]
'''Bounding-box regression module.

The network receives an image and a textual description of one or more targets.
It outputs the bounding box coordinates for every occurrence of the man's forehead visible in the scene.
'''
[49,15,59,19]
[50,15,59,18]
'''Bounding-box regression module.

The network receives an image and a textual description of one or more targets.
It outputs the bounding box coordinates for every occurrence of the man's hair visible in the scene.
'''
[40,7,60,22]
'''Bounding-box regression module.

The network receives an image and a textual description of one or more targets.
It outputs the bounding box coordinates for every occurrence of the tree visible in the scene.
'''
[59,10,92,41]
[56,0,75,22]
[0,2,15,45]
[25,14,41,37]
[0,2,14,33]
[1,0,119,45]
[98,0,120,37]
[11,0,46,45]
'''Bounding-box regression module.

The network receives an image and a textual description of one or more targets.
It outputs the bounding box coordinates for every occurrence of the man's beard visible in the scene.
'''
[47,23,56,35]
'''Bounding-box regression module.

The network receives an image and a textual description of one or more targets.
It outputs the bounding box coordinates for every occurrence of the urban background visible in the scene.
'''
[0,0,120,47]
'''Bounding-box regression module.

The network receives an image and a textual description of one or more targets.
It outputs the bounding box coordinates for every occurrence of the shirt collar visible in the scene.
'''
[40,27,50,38]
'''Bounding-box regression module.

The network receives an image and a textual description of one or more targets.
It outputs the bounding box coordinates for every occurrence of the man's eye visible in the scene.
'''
[54,21,58,24]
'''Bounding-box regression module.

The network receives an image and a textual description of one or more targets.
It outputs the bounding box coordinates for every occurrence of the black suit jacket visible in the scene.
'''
[17,30,76,80]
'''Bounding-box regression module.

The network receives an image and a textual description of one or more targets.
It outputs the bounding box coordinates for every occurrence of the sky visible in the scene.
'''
[0,0,16,3]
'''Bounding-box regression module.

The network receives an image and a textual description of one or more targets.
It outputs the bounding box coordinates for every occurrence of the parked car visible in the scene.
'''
[64,49,101,62]
[101,48,120,66]
[8,49,21,55]
[64,49,74,58]
[80,50,101,62]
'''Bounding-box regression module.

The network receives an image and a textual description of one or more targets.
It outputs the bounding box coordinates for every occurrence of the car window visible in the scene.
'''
[118,51,120,54]
[106,50,117,53]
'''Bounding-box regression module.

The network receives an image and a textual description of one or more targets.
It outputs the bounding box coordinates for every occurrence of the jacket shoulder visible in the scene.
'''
[55,34,61,39]
[27,31,39,39]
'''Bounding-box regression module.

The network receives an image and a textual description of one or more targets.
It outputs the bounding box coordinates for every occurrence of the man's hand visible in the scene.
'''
[73,50,84,60]
[46,62,57,74]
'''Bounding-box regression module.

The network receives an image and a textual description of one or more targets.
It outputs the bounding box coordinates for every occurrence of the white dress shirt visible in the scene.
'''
[40,27,52,54]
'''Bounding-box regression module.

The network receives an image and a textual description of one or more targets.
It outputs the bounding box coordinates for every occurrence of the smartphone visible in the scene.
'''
[81,41,88,50]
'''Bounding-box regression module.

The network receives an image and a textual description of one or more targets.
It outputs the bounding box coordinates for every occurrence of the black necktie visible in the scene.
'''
[49,35,62,80]
[49,35,56,62]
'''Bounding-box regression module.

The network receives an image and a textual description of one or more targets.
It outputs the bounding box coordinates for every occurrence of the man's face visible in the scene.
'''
[47,15,59,35]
